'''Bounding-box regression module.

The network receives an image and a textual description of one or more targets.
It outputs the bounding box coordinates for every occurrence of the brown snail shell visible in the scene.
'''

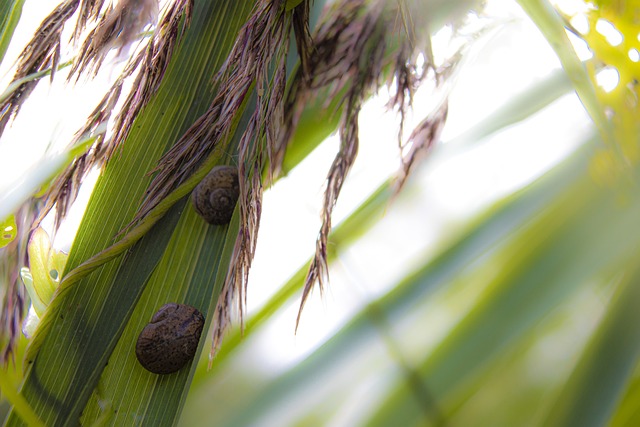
[135,303,204,375]
[191,165,239,225]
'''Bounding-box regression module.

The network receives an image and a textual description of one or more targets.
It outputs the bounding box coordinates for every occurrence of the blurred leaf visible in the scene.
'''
[609,363,640,427]
[516,0,613,148]
[367,139,640,426]
[542,258,640,427]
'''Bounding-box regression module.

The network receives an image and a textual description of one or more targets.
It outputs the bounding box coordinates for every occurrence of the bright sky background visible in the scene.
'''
[0,0,595,372]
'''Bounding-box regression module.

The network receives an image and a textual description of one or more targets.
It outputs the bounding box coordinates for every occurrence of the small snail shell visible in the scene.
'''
[191,165,239,225]
[135,303,204,375]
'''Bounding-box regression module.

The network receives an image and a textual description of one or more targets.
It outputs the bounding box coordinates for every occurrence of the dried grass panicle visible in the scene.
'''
[70,0,160,78]
[285,0,392,326]
[0,0,80,138]
[0,205,36,364]
[206,0,300,361]
[396,101,448,190]
[72,0,107,42]
[292,0,314,80]
[0,251,25,365]
[36,0,192,231]
[278,0,454,326]
[37,68,131,229]
[109,0,193,158]
[141,0,291,219]
[388,44,424,149]
[275,0,383,173]
[0,0,178,139]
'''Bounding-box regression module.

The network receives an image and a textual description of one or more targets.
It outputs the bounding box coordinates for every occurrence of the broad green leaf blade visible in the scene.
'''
[76,78,267,425]
[77,204,236,426]
[5,1,256,426]
[542,260,640,427]
[0,0,24,66]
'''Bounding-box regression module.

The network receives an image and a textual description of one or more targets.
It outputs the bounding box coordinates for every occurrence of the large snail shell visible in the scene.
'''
[191,165,239,225]
[135,303,204,375]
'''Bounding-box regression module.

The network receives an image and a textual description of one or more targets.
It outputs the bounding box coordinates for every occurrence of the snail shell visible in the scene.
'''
[191,165,239,225]
[135,303,204,375]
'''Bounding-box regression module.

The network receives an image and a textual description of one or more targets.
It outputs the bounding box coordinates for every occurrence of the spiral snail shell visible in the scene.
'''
[191,165,239,225]
[135,303,204,375]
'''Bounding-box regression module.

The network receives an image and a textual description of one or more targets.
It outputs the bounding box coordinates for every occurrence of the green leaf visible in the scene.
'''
[366,140,640,426]
[609,364,640,427]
